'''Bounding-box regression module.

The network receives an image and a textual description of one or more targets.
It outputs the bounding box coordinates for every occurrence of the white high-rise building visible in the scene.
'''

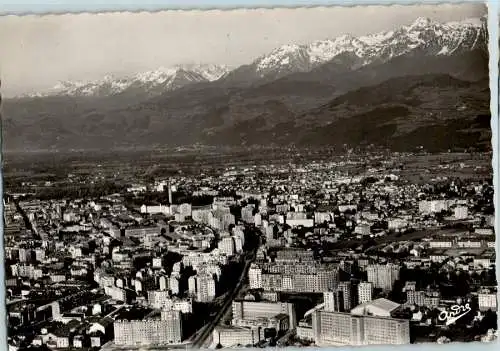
[358,282,373,304]
[454,206,468,220]
[254,213,262,226]
[241,205,255,224]
[114,310,182,346]
[19,248,31,263]
[159,276,168,291]
[196,275,216,302]
[282,275,294,291]
[478,293,497,311]
[260,199,267,210]
[234,236,243,254]
[218,237,235,256]
[367,264,400,292]
[135,280,143,293]
[51,302,61,319]
[168,182,173,204]
[323,291,338,312]
[169,276,180,295]
[233,226,245,247]
[248,265,262,289]
[34,248,46,262]
[188,276,197,296]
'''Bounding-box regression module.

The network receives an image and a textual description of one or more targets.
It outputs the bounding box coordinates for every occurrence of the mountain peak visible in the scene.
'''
[409,17,434,29]
[255,44,309,74]
[174,64,229,81]
[245,16,483,81]
[17,16,483,99]
[25,64,229,98]
[276,44,301,52]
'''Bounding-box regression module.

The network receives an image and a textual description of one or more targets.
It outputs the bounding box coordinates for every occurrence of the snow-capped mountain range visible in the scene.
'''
[247,16,485,79]
[23,16,485,98]
[32,64,229,98]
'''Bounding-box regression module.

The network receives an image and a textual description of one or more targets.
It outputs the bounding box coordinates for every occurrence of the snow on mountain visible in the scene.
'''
[180,64,230,81]
[21,16,484,98]
[257,45,306,70]
[250,16,485,78]
[32,64,229,98]
[308,35,367,64]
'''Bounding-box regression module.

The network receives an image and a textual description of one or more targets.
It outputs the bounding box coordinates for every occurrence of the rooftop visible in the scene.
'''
[350,298,401,316]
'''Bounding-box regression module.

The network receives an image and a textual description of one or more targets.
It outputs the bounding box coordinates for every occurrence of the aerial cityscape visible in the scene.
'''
[1,3,497,350]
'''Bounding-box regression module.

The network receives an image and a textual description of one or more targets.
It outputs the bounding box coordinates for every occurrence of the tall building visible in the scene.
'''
[362,315,409,345]
[254,213,262,226]
[218,237,235,256]
[134,280,143,293]
[161,309,183,338]
[358,282,373,304]
[114,312,182,346]
[313,298,409,346]
[241,205,255,224]
[168,181,173,204]
[317,269,340,291]
[188,276,197,296]
[248,265,262,289]
[405,282,439,307]
[366,264,400,292]
[259,266,339,293]
[169,276,180,295]
[51,302,61,319]
[234,235,243,253]
[313,309,352,345]
[196,275,216,302]
[19,248,32,263]
[338,281,353,312]
[232,226,245,247]
[34,248,46,262]
[478,292,498,311]
[324,291,342,313]
[265,225,275,241]
[454,206,468,220]
[159,275,169,291]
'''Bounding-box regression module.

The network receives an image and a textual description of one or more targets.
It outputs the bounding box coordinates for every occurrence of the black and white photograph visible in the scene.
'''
[0,2,497,350]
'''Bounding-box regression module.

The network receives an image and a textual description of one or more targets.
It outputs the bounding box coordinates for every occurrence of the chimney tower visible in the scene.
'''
[168,181,173,204]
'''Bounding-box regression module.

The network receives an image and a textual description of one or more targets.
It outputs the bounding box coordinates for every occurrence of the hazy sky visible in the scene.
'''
[0,3,486,97]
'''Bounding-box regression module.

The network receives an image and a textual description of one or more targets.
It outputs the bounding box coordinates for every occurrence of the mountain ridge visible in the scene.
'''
[217,16,486,84]
[19,64,230,99]
[11,16,486,99]
[1,16,490,153]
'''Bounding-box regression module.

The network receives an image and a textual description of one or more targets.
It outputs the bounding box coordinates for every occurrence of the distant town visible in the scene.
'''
[4,150,497,350]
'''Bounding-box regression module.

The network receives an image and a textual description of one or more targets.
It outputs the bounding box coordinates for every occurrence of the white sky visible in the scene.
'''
[0,3,486,97]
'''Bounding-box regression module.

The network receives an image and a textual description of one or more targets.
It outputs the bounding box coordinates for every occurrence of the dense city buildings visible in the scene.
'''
[3,149,497,349]
[2,1,497,349]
